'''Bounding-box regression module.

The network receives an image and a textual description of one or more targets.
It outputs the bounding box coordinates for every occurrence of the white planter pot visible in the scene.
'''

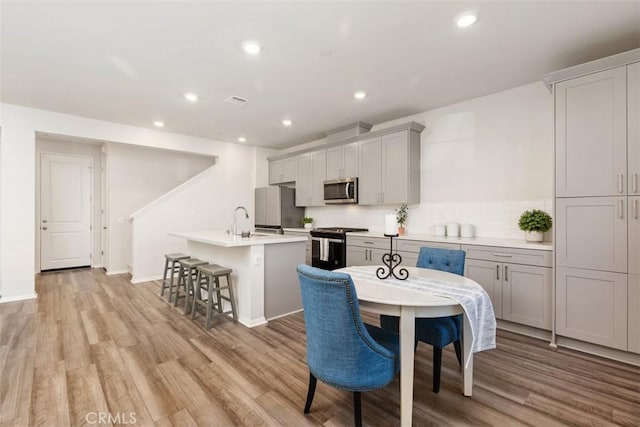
[525,231,543,242]
[304,223,313,229]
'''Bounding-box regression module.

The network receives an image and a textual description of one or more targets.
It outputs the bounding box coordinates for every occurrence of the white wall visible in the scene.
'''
[35,137,103,271]
[105,142,215,273]
[305,82,554,240]
[0,103,254,301]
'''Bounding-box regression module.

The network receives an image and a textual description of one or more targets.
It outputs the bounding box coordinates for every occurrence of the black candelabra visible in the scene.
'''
[376,234,409,280]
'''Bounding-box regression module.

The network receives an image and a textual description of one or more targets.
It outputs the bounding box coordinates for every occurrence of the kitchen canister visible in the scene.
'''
[446,222,460,237]
[460,223,475,238]
[434,224,446,236]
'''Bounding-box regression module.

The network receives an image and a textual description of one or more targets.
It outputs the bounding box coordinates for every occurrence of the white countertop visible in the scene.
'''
[347,231,553,251]
[283,228,311,233]
[169,230,308,247]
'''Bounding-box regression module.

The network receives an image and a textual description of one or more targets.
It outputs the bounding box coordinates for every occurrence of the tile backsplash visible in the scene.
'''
[305,199,553,241]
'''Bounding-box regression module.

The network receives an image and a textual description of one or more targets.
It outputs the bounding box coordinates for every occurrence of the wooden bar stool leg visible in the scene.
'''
[215,276,223,313]
[205,275,215,329]
[225,273,238,323]
[173,264,185,306]
[183,267,194,314]
[191,270,203,320]
[161,257,170,296]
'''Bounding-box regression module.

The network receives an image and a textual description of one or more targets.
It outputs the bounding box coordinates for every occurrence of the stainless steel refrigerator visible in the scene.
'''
[254,187,304,231]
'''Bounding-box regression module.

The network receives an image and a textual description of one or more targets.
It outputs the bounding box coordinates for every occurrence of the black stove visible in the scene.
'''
[310,227,368,270]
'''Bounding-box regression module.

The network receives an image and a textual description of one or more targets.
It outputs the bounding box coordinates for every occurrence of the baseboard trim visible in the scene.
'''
[130,275,162,284]
[0,293,38,304]
[105,269,129,276]
[266,308,303,322]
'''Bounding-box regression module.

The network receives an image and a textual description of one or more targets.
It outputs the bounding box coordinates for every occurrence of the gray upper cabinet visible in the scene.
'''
[358,129,421,205]
[269,157,297,184]
[555,67,627,197]
[295,150,326,207]
[326,142,358,180]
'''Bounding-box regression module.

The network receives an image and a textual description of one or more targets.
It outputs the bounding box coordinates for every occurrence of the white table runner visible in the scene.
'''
[342,266,497,355]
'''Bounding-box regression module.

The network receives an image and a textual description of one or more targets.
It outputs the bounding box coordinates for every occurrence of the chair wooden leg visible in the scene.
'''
[433,347,443,393]
[205,276,214,329]
[303,373,317,414]
[191,271,202,320]
[353,391,362,427]
[453,339,462,367]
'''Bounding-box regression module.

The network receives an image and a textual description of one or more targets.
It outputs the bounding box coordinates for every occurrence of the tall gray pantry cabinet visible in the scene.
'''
[550,52,640,355]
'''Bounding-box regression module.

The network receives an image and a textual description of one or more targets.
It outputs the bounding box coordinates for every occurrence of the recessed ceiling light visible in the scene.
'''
[238,137,246,143]
[184,93,198,102]
[354,91,367,100]
[242,40,262,55]
[456,11,479,28]
[153,120,164,128]
[282,119,293,127]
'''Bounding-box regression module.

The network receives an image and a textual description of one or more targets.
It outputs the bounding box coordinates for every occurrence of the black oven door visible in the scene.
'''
[311,237,346,270]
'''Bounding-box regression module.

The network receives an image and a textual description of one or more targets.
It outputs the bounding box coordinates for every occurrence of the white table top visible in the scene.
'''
[169,230,308,247]
[336,266,467,307]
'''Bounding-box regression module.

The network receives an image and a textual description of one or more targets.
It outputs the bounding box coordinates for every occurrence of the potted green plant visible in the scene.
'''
[518,209,552,242]
[395,204,408,235]
[303,216,314,229]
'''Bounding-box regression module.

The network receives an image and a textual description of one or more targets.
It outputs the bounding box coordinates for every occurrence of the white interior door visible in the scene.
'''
[40,153,92,270]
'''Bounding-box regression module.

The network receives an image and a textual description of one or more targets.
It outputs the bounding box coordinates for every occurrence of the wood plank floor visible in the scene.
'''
[0,268,638,426]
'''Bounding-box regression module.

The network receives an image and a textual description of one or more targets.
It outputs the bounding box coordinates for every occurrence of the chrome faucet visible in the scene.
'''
[232,206,249,236]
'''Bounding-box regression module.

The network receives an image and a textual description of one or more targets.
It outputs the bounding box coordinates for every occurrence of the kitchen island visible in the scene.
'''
[169,230,307,327]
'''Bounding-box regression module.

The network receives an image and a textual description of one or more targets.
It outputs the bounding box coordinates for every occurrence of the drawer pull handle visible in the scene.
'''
[504,265,508,281]
[618,173,624,193]
[634,172,639,193]
[634,199,639,220]
[364,241,374,245]
[618,199,624,219]
[496,265,500,280]
[493,253,513,258]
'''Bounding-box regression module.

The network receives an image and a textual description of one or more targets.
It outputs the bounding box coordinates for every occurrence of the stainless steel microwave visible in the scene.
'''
[323,178,358,204]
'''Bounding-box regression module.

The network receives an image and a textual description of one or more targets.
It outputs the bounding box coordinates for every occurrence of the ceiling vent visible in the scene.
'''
[224,95,249,106]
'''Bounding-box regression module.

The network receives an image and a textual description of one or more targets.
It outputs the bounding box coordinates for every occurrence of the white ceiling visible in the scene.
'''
[2,1,639,149]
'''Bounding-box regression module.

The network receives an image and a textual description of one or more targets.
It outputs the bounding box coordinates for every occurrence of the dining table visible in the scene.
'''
[335,265,496,427]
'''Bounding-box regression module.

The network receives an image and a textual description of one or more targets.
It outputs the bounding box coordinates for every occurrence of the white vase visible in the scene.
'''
[304,223,313,229]
[525,231,543,242]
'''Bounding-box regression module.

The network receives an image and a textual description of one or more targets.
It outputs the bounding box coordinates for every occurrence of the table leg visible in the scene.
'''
[462,313,474,396]
[399,306,416,427]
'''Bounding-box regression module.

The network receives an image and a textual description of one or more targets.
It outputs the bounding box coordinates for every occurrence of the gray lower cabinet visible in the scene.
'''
[465,259,504,319]
[347,236,389,266]
[283,231,312,265]
[502,263,552,330]
[556,267,628,350]
[463,245,553,330]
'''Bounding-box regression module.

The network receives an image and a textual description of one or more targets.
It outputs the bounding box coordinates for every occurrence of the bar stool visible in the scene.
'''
[161,253,190,299]
[191,264,238,329]
[173,258,209,312]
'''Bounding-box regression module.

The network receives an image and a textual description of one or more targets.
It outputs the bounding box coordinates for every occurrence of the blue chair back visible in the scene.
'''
[417,247,466,276]
[296,264,396,391]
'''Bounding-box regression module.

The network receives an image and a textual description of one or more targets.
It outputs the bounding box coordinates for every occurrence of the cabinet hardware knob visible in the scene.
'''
[493,253,513,258]
[634,173,638,194]
[504,265,508,281]
[496,264,500,280]
[42,227,48,230]
[634,199,638,220]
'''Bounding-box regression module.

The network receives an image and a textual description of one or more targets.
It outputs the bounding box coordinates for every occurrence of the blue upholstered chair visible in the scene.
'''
[380,246,465,393]
[296,264,400,427]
